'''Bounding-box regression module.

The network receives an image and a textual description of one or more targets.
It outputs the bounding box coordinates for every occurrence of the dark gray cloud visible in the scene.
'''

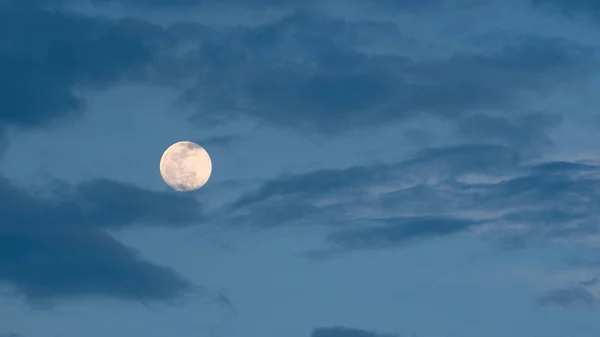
[228,143,600,253]
[536,287,596,309]
[22,1,594,139]
[0,0,169,130]
[0,176,200,303]
[208,291,237,315]
[312,326,397,337]
[1,178,203,230]
[176,13,595,134]
[403,128,438,147]
[230,163,391,210]
[88,0,302,8]
[327,217,477,251]
[196,135,244,149]
[532,0,600,18]
[227,145,519,243]
[580,277,599,286]
[457,112,561,155]
[231,144,520,212]
[84,0,447,11]
[0,130,8,158]
[76,179,205,229]
[227,201,327,228]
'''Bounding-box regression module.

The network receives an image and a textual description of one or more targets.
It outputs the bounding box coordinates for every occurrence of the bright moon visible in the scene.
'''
[159,141,212,192]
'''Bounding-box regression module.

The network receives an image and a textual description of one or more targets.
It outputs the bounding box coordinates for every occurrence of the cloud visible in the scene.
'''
[76,178,205,229]
[536,286,596,309]
[196,135,244,149]
[457,112,561,155]
[0,130,8,157]
[0,0,169,130]
[23,2,594,139]
[311,326,397,337]
[532,0,600,19]
[229,163,391,210]
[0,175,201,303]
[580,277,599,287]
[207,291,237,315]
[174,11,595,134]
[227,143,600,253]
[1,178,203,230]
[327,216,478,251]
[83,0,447,11]
[230,144,520,211]
[0,333,22,337]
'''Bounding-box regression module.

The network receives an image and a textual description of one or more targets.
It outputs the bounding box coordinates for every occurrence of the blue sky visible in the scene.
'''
[1,0,600,336]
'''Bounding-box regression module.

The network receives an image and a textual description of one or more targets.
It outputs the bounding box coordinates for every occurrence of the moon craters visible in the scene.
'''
[160,141,212,191]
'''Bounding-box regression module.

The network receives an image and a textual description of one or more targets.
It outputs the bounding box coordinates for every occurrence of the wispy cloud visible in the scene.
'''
[196,135,244,149]
[536,286,596,309]
[228,144,600,255]
[457,112,561,156]
[326,216,478,251]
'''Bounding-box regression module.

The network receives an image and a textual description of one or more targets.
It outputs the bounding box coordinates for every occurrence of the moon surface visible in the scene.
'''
[160,141,212,191]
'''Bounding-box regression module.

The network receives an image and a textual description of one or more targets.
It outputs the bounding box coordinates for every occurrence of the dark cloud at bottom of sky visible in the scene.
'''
[312,326,397,337]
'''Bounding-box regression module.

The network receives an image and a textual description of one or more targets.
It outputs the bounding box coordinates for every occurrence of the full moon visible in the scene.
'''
[159,141,212,191]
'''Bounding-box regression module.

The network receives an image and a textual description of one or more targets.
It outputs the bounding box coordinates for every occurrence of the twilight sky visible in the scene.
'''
[2,0,600,336]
